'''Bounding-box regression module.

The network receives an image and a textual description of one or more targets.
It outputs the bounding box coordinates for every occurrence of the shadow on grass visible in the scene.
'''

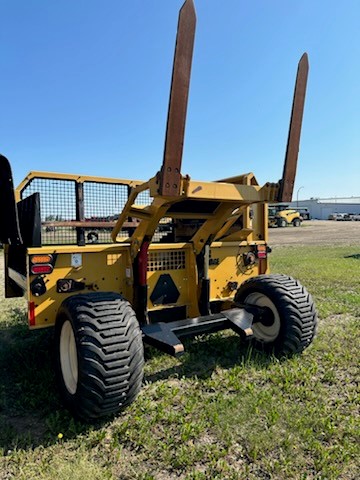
[344,253,360,260]
[144,333,274,384]
[0,313,274,452]
[0,312,95,452]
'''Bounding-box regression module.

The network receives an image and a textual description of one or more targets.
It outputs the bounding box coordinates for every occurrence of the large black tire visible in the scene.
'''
[235,274,317,356]
[277,218,287,227]
[292,218,301,227]
[54,292,144,420]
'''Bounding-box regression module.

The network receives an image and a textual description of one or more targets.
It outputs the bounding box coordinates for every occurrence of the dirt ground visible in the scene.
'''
[269,219,360,247]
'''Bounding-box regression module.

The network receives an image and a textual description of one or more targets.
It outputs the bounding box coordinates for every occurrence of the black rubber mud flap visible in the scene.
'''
[0,154,22,245]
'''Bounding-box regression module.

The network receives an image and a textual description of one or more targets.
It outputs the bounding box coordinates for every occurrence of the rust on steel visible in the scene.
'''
[159,0,196,197]
[278,53,309,202]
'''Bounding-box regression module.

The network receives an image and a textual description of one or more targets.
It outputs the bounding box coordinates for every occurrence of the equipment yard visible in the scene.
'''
[269,219,360,247]
[0,0,359,476]
[1,235,359,479]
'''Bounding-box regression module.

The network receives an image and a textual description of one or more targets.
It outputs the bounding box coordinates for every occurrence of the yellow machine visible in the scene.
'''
[0,0,317,420]
[268,205,302,227]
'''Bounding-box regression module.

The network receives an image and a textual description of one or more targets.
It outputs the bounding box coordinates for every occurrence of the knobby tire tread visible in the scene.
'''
[55,292,144,420]
[235,274,317,356]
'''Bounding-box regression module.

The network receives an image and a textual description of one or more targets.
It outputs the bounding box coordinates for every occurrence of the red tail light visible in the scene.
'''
[28,301,36,326]
[31,264,53,275]
[256,245,267,259]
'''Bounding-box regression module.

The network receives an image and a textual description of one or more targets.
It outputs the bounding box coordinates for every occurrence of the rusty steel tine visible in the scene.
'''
[159,0,196,197]
[278,53,309,202]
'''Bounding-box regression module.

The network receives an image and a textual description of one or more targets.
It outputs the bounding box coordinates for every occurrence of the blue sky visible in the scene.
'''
[1,0,359,200]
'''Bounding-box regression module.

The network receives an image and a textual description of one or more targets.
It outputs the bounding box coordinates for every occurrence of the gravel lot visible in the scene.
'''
[269,219,360,247]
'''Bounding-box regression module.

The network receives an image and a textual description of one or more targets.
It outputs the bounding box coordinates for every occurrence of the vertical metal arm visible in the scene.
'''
[75,181,85,246]
[159,0,196,197]
[278,53,309,202]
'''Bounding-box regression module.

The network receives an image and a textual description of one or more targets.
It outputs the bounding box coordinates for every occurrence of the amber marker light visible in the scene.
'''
[31,254,53,264]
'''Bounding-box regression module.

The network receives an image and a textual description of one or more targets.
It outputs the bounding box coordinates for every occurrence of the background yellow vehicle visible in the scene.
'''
[268,205,303,227]
[0,0,317,420]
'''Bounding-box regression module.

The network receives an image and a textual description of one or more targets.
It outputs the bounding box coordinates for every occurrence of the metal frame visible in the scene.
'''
[111,173,277,258]
[16,171,143,201]
[1,0,310,358]
[16,171,145,245]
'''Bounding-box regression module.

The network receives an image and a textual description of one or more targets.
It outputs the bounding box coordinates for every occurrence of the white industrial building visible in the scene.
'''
[289,197,360,220]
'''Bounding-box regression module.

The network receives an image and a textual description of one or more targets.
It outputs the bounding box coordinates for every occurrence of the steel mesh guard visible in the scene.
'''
[20,176,169,245]
[148,250,186,271]
[21,178,77,245]
[21,178,131,244]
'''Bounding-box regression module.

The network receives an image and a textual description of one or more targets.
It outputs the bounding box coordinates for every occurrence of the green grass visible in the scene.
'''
[0,246,359,479]
[270,245,360,318]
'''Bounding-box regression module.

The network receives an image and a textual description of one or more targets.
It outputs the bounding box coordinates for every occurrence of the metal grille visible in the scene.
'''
[135,189,152,206]
[21,178,77,245]
[20,177,135,245]
[148,250,186,271]
[83,182,130,243]
[20,176,171,246]
[22,178,76,219]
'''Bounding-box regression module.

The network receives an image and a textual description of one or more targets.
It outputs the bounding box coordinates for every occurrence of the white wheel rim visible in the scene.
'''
[245,292,281,342]
[60,320,78,394]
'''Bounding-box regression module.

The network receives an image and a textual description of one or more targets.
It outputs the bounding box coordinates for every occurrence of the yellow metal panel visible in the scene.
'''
[184,181,262,202]
[28,242,202,328]
[28,244,131,255]
[147,270,189,305]
[146,245,200,318]
[28,245,132,329]
[252,203,268,243]
[209,244,268,300]
[216,173,259,186]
